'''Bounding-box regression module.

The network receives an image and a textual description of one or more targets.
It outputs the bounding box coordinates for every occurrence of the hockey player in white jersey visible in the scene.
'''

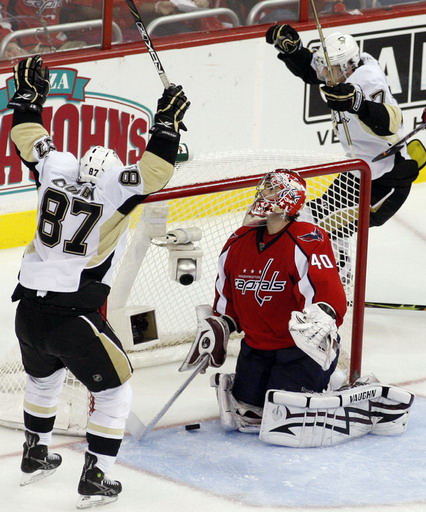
[8,55,190,509]
[265,25,419,234]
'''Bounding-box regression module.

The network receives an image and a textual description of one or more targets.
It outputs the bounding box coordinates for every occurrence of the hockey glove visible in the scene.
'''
[265,24,302,55]
[289,303,338,371]
[179,305,234,372]
[8,55,50,114]
[151,84,190,141]
[321,83,365,114]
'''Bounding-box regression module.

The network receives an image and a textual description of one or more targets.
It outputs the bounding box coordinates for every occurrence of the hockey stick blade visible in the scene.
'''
[365,302,426,312]
[373,111,426,162]
[126,410,146,439]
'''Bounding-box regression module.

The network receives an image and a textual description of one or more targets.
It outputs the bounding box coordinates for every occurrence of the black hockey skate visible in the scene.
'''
[20,430,62,486]
[77,452,122,509]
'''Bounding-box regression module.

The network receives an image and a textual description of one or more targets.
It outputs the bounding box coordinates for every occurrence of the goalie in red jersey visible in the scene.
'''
[181,169,414,446]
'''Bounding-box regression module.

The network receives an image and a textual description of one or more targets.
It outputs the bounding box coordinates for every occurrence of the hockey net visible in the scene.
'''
[0,149,371,435]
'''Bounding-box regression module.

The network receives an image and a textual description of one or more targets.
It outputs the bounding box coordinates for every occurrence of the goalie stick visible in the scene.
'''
[372,107,426,162]
[126,354,210,440]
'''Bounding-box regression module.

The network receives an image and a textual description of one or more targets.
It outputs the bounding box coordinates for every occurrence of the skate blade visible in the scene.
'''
[20,468,57,486]
[76,495,119,509]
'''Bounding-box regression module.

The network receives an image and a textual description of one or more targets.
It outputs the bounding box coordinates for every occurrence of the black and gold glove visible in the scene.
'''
[321,83,365,114]
[265,24,302,55]
[7,55,50,114]
[152,84,190,135]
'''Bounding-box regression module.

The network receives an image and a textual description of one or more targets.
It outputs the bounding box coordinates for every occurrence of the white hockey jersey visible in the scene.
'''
[12,129,174,294]
[316,53,407,179]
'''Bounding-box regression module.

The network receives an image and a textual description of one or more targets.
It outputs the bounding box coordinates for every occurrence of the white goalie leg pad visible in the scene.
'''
[259,379,414,447]
[210,373,238,431]
[370,385,414,435]
[210,373,263,433]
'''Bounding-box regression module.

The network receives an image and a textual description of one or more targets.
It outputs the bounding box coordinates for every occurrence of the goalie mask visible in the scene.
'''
[245,170,307,225]
[313,33,360,85]
[79,146,123,184]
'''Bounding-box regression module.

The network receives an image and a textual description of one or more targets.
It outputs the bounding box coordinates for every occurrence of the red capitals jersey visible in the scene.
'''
[213,220,347,351]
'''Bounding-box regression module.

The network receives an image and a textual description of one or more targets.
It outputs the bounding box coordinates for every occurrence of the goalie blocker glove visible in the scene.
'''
[265,24,302,56]
[321,83,366,115]
[289,302,338,371]
[179,304,236,372]
[150,84,190,142]
[7,55,50,114]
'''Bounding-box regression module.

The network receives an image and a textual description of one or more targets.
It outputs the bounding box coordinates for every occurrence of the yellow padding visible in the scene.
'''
[408,139,426,182]
[0,210,36,249]
[3,171,423,250]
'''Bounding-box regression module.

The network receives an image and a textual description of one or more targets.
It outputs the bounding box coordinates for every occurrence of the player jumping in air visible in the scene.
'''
[265,25,419,231]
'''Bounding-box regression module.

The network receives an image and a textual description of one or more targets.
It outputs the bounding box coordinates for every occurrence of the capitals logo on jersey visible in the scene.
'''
[234,258,287,307]
[297,227,324,242]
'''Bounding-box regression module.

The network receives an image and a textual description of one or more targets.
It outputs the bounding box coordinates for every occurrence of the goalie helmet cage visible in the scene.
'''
[0,150,371,436]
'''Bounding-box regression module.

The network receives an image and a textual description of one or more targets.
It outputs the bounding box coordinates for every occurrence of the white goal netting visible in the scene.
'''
[0,149,370,435]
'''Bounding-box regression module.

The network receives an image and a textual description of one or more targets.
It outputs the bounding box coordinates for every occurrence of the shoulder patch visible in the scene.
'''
[34,136,56,160]
[119,165,141,186]
[297,227,324,242]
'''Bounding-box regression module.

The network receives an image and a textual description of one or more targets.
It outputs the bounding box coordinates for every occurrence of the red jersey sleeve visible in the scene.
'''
[289,223,347,326]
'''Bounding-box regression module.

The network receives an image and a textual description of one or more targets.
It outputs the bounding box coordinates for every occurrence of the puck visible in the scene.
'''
[185,423,201,431]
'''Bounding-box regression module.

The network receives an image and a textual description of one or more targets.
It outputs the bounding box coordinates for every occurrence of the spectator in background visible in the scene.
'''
[63,0,223,43]
[0,3,27,59]
[3,0,85,54]
[224,0,300,25]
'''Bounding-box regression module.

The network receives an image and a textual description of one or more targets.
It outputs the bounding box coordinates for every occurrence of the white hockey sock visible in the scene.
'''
[88,451,117,475]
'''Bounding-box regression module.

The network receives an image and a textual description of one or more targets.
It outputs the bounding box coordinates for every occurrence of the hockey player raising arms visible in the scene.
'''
[265,25,418,230]
[8,55,189,508]
[180,170,414,447]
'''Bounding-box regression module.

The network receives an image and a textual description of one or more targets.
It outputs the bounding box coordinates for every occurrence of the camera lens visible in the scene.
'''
[176,258,197,286]
[179,274,194,286]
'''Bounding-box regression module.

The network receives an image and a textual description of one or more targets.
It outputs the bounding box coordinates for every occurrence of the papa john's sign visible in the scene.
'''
[0,67,153,196]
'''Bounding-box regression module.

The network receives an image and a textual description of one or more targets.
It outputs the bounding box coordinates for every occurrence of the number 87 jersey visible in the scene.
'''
[11,129,171,297]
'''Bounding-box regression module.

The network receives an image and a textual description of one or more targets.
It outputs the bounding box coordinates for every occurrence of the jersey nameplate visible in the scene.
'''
[52,178,95,200]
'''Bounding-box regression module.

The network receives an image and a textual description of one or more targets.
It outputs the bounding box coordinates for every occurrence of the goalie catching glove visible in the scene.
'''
[150,84,190,141]
[289,302,338,371]
[179,305,235,372]
[8,55,50,114]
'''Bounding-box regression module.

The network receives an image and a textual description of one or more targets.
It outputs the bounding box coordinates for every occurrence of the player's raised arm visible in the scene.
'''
[265,24,320,84]
[139,84,190,195]
[8,56,53,170]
